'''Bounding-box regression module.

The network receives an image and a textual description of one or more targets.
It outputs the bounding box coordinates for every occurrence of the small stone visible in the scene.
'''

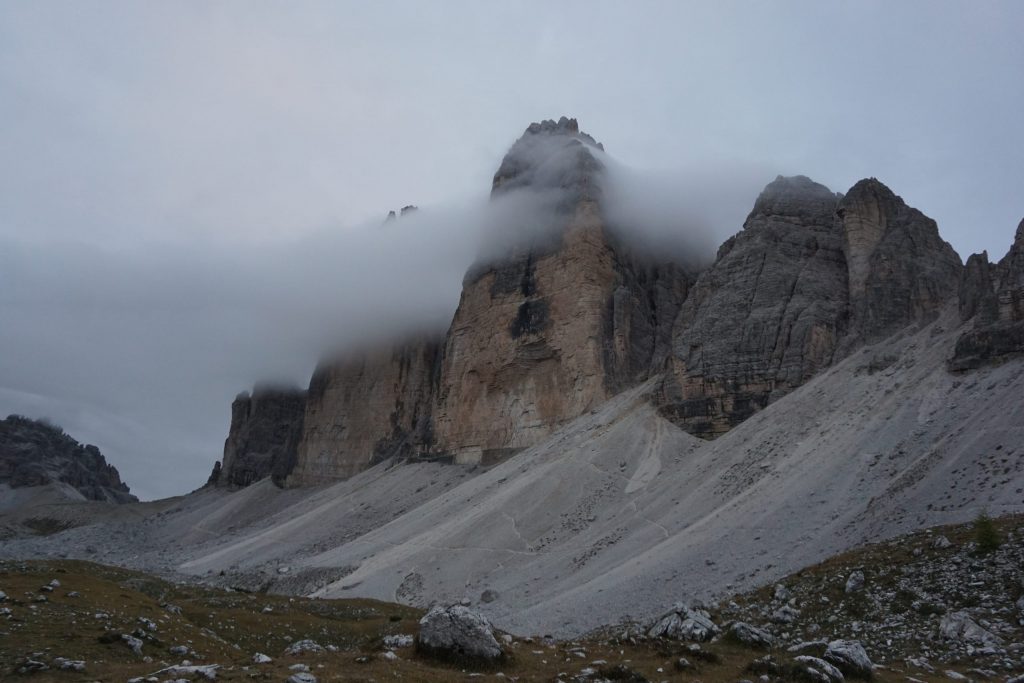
[932,535,952,549]
[383,634,414,649]
[795,655,845,683]
[382,650,399,661]
[824,640,873,678]
[729,621,774,649]
[252,652,272,664]
[287,673,317,683]
[285,639,324,655]
[845,571,865,594]
[53,658,86,672]
[771,605,799,624]
[122,634,144,655]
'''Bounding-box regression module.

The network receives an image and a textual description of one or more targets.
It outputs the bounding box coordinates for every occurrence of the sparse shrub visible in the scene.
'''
[973,512,1001,553]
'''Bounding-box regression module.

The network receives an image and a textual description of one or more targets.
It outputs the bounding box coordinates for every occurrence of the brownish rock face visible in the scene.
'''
[285,338,441,486]
[429,118,691,463]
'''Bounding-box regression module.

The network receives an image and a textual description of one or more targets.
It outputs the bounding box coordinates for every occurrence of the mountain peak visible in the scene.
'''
[491,116,604,197]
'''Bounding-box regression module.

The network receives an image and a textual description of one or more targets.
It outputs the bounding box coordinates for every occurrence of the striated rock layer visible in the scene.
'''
[285,337,442,486]
[952,218,1024,370]
[209,386,306,488]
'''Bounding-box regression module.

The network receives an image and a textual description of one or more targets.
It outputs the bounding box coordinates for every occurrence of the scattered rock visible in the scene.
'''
[382,650,399,661]
[647,605,720,641]
[416,604,504,662]
[932,535,952,549]
[774,584,791,602]
[287,673,317,683]
[824,640,873,678]
[252,652,272,664]
[169,645,189,656]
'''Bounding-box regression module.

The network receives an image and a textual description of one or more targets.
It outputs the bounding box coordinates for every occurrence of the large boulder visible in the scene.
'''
[647,605,720,641]
[416,604,503,663]
[824,640,873,679]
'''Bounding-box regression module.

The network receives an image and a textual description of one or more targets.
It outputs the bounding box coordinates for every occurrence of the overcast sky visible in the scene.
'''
[1,2,1022,499]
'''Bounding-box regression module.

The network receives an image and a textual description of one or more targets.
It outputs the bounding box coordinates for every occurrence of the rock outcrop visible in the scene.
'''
[951,218,1024,370]
[209,386,306,488]
[837,178,962,346]
[285,337,442,486]
[657,175,964,439]
[0,415,136,503]
[656,176,849,438]
[430,117,692,463]
[416,604,504,663]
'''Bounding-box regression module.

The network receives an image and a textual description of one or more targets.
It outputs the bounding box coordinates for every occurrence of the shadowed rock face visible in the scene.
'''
[952,218,1024,370]
[430,118,693,463]
[656,176,849,438]
[0,415,136,503]
[837,178,962,346]
[656,175,965,439]
[210,386,307,488]
[285,338,442,486]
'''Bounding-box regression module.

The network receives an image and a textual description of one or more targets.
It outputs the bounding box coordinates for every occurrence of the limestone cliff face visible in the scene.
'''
[285,338,441,486]
[837,178,962,345]
[210,386,306,488]
[951,218,1024,370]
[656,176,849,438]
[430,118,692,463]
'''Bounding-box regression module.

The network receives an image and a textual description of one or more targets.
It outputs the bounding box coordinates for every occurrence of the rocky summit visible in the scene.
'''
[0,415,136,504]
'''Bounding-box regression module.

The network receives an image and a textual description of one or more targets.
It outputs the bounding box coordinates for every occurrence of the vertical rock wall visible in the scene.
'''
[285,338,442,486]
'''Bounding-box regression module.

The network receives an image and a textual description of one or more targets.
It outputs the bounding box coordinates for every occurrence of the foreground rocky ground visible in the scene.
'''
[1,515,1021,682]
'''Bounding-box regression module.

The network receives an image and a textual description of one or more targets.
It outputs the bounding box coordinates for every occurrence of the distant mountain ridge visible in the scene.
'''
[0,415,136,503]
